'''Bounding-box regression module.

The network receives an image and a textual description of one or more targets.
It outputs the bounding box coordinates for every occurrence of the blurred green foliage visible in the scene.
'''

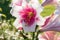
[41,5,55,17]
[0,0,13,20]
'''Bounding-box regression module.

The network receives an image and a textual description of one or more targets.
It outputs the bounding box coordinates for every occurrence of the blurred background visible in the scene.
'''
[0,0,56,40]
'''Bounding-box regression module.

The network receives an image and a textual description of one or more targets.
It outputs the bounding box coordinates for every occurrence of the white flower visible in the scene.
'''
[10,0,44,33]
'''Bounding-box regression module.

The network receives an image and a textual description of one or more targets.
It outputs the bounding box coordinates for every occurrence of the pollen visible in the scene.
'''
[28,12,34,18]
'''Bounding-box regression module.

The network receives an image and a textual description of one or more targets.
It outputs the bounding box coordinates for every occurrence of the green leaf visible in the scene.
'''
[2,14,6,18]
[41,5,55,17]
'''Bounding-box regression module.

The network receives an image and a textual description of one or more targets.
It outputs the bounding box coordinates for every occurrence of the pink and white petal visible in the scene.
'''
[37,16,45,26]
[22,21,36,33]
[39,38,46,40]
[10,0,22,7]
[56,0,60,4]
[36,5,43,19]
[18,26,23,30]
[12,6,23,12]
[36,5,44,24]
[29,0,44,11]
[41,0,54,6]
[38,34,46,40]
[35,3,44,26]
[41,15,60,32]
[36,5,43,14]
[54,5,60,15]
[10,6,23,18]
[57,35,60,40]
[36,7,44,26]
[10,9,20,18]
[22,0,28,7]
[42,16,53,27]
[10,0,27,7]
[13,18,22,29]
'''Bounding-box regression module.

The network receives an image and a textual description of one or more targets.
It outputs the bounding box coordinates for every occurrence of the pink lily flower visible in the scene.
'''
[38,31,57,40]
[38,0,60,40]
[38,14,57,40]
[10,0,44,33]
[40,0,60,32]
[38,8,60,40]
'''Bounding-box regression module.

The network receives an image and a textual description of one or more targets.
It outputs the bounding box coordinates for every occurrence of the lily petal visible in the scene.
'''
[10,0,44,32]
[22,0,27,7]
[13,18,22,29]
[29,0,44,11]
[28,0,44,26]
[10,6,23,18]
[54,5,60,15]
[22,20,37,33]
[10,0,22,7]
[38,34,47,40]
[37,16,45,26]
[41,15,60,32]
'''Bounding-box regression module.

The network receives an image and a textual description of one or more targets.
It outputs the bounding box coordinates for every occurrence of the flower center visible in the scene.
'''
[28,12,34,19]
[19,6,36,26]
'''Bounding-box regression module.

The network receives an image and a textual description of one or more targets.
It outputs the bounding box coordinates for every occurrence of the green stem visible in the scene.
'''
[32,32,35,40]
